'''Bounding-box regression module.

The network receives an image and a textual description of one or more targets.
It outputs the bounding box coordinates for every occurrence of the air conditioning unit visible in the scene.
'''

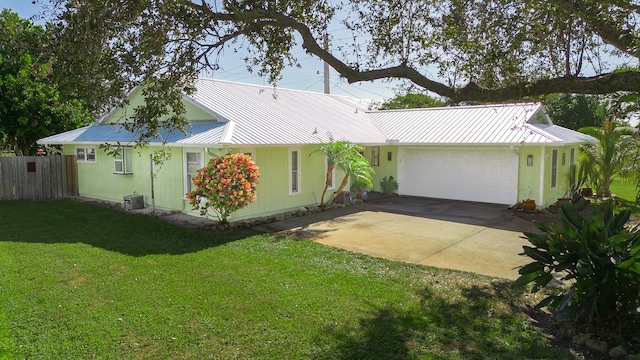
[333,191,351,204]
[123,194,144,210]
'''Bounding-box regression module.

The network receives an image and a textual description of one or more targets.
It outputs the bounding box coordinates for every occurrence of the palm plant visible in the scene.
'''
[310,138,353,206]
[312,138,374,206]
[326,149,374,205]
[579,121,638,198]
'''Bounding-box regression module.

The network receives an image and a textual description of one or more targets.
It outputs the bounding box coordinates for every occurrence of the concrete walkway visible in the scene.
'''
[255,196,539,280]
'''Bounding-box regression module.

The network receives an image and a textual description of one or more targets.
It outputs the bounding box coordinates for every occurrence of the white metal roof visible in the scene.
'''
[369,103,598,145]
[39,80,597,148]
[190,79,387,145]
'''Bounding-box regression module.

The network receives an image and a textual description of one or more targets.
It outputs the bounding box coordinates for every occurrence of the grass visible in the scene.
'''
[610,178,640,215]
[0,200,574,359]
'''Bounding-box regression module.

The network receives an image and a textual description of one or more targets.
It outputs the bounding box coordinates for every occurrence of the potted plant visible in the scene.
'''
[519,187,536,211]
[521,199,536,211]
[380,176,399,195]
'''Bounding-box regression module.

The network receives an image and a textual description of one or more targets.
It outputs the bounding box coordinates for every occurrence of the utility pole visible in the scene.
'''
[323,33,330,94]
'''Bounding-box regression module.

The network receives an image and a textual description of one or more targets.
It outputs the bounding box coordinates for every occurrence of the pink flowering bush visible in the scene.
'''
[186,153,260,224]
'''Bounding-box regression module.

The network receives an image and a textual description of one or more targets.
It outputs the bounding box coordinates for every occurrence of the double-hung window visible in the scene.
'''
[289,148,301,195]
[185,151,203,194]
[76,147,96,163]
[113,147,133,174]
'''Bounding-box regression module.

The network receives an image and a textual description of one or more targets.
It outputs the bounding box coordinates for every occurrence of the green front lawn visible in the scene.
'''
[610,178,638,200]
[610,178,640,215]
[0,200,572,359]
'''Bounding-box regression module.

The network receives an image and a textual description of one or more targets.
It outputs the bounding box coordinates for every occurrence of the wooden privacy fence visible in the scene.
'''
[0,156,78,201]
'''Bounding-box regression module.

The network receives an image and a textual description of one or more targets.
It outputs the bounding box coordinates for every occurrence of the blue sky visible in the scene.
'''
[2,0,398,103]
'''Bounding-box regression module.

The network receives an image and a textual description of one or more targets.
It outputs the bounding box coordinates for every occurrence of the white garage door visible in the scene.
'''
[398,147,519,205]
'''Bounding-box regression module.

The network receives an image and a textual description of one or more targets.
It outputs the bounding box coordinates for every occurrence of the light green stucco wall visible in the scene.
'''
[517,144,581,208]
[232,145,347,220]
[365,145,398,193]
[64,144,349,221]
[65,140,586,218]
[103,87,215,124]
[64,144,187,211]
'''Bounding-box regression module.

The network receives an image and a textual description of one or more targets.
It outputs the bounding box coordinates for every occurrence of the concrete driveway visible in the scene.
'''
[255,196,539,280]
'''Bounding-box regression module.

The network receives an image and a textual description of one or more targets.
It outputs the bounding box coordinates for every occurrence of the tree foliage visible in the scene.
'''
[311,139,374,205]
[310,138,358,206]
[379,93,446,110]
[514,202,640,333]
[186,153,260,224]
[319,142,374,205]
[45,0,640,141]
[0,10,89,155]
[578,99,639,198]
[543,94,604,130]
[330,151,374,205]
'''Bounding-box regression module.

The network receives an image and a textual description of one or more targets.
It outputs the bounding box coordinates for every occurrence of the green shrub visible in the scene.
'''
[514,202,640,332]
[380,176,398,193]
[187,153,260,224]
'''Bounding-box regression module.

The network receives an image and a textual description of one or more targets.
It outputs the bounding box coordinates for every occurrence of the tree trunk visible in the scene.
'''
[327,175,349,205]
[599,178,612,198]
[10,137,22,156]
[319,164,335,206]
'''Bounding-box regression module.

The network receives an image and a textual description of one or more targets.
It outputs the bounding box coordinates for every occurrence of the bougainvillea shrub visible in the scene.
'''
[186,153,260,224]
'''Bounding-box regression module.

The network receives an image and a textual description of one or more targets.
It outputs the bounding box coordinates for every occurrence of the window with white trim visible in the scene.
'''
[113,147,133,174]
[289,149,301,195]
[551,149,558,188]
[76,147,96,163]
[325,156,335,190]
[185,151,203,194]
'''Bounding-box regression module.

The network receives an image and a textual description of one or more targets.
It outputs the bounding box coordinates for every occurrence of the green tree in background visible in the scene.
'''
[0,10,89,155]
[544,94,604,130]
[379,93,446,110]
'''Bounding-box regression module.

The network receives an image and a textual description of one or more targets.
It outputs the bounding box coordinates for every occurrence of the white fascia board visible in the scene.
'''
[524,124,563,143]
[179,143,224,149]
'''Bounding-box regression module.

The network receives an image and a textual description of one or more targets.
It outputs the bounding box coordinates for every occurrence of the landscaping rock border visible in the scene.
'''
[70,195,364,232]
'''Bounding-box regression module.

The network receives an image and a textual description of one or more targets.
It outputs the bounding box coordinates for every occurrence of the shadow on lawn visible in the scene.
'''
[0,199,255,256]
[315,281,574,360]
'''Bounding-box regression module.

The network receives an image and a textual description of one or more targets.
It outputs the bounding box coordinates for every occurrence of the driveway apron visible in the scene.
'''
[255,196,536,280]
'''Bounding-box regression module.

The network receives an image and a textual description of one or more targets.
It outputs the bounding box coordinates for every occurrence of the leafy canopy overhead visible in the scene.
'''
[45,0,640,140]
[0,10,89,155]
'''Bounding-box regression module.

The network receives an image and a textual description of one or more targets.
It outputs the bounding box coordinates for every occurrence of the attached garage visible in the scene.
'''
[398,147,519,205]
[369,103,598,208]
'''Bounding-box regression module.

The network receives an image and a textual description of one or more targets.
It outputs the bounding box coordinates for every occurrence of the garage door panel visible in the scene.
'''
[398,148,518,205]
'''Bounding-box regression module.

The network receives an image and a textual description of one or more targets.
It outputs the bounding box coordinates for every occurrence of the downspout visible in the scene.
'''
[538,146,545,208]
[150,154,155,213]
